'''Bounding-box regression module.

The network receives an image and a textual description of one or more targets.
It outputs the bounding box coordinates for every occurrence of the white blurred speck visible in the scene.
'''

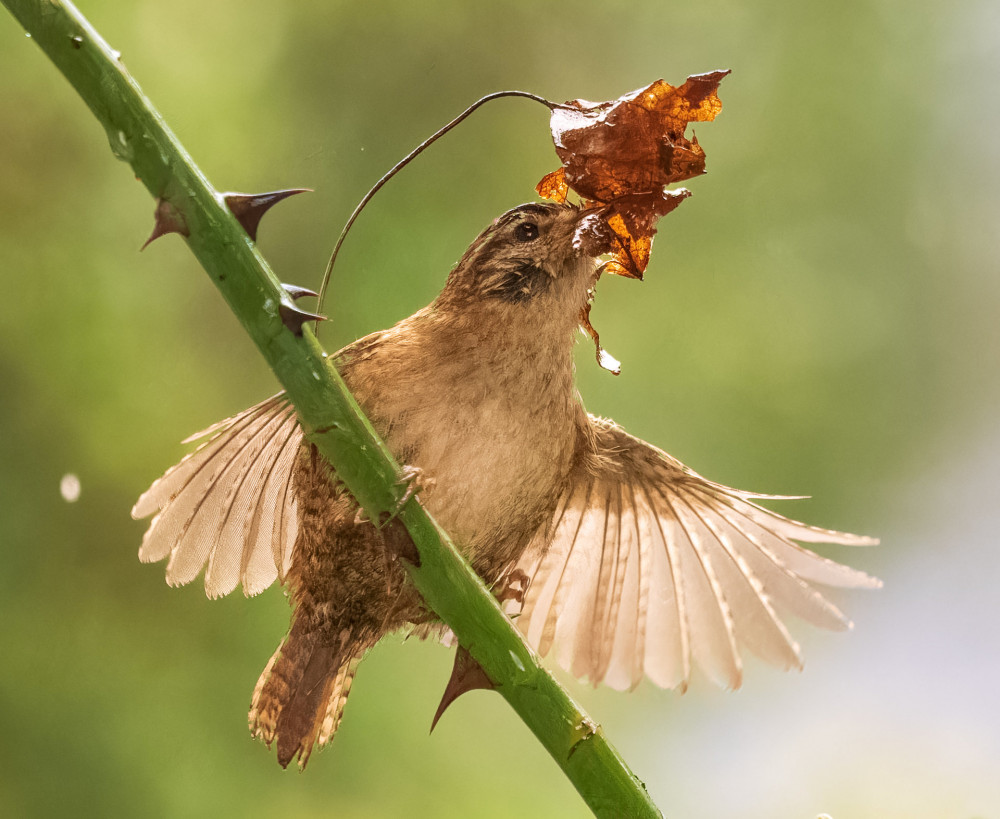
[60,473,81,503]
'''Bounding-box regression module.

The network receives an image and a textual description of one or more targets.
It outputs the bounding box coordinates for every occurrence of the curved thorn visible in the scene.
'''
[278,302,326,336]
[281,283,319,301]
[431,646,495,733]
[141,198,189,250]
[223,188,311,241]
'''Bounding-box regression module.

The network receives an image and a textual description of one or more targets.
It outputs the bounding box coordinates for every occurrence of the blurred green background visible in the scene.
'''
[2,1,998,817]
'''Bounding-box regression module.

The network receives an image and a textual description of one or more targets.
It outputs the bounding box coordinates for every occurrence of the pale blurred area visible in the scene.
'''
[1,1,997,816]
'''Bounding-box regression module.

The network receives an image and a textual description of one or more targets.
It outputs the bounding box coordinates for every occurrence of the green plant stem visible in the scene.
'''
[4,2,662,816]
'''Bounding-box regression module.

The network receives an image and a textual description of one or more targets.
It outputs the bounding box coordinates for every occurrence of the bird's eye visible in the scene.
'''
[513,222,539,243]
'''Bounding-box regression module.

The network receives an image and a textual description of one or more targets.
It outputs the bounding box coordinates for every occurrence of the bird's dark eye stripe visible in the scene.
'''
[485,263,550,303]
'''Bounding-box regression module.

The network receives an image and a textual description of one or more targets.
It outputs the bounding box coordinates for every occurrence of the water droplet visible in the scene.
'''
[60,473,81,503]
[261,298,276,316]
[509,651,526,672]
[70,35,83,49]
[25,32,31,39]
[597,348,621,375]
[106,128,134,162]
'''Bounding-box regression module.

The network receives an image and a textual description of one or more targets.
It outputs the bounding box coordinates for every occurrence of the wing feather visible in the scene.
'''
[132,394,303,597]
[203,403,298,597]
[680,496,800,672]
[638,483,688,690]
[513,415,880,691]
[664,491,741,689]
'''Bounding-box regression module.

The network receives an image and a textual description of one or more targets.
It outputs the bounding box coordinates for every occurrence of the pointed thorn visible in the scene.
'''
[223,188,311,241]
[281,282,320,301]
[377,515,420,566]
[141,198,189,250]
[431,646,495,733]
[279,302,326,336]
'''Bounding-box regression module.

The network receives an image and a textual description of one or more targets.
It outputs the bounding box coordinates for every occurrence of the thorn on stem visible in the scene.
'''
[281,283,320,301]
[141,198,189,250]
[377,515,420,567]
[223,189,311,241]
[278,302,326,336]
[431,646,495,733]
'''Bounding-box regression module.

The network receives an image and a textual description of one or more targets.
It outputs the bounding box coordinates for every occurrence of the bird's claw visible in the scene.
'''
[352,465,431,530]
[495,569,530,606]
[388,465,434,520]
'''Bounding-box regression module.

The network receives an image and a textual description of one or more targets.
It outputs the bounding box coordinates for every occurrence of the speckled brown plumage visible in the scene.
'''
[249,446,420,767]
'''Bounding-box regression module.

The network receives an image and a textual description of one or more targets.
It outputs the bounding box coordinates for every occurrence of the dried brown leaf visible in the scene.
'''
[535,168,569,204]
[537,70,729,278]
[602,188,692,280]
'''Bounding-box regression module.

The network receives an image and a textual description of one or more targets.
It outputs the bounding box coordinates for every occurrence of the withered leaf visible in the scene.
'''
[535,168,569,205]
[601,188,691,279]
[537,70,729,279]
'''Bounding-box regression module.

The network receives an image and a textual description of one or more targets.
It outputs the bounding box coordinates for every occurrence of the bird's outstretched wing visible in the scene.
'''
[132,394,303,598]
[512,416,880,692]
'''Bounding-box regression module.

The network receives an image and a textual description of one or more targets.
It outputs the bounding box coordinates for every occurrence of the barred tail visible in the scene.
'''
[249,622,366,769]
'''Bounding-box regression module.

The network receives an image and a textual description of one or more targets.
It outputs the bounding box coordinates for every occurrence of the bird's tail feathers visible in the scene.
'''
[249,625,365,769]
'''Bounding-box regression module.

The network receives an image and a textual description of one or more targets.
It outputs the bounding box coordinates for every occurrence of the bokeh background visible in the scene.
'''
[2,1,998,817]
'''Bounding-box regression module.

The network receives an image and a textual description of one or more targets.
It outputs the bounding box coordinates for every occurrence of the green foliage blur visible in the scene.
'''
[2,1,998,817]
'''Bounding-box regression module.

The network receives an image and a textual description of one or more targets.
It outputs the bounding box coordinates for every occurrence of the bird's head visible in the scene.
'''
[435,202,611,320]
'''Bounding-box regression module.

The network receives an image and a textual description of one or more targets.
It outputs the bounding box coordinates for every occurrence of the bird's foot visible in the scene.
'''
[355,467,433,529]
[392,465,434,515]
[495,569,530,606]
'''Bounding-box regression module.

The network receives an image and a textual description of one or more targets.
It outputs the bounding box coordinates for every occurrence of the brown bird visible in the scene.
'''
[133,201,879,769]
